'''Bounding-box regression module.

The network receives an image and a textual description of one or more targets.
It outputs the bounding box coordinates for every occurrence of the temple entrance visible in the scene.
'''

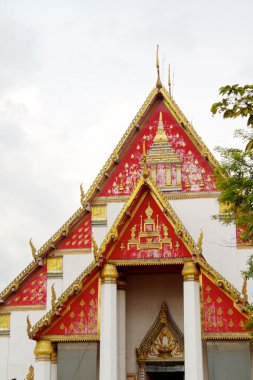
[147,373,184,380]
[146,363,184,380]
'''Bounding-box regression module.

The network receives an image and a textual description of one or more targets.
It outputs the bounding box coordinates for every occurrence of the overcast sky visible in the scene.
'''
[0,0,252,290]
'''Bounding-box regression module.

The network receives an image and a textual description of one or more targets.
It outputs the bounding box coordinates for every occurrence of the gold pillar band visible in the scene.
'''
[182,261,200,282]
[34,340,53,361]
[101,263,118,284]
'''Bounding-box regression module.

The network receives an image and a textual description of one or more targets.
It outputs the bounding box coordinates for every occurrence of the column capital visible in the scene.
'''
[34,340,53,361]
[182,261,200,282]
[101,263,118,284]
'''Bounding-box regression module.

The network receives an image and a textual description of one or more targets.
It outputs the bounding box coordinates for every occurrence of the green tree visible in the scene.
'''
[211,84,253,330]
[211,84,253,243]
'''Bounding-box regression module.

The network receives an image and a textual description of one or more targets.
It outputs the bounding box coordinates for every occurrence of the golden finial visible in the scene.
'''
[242,276,248,302]
[168,64,172,96]
[26,315,32,337]
[92,235,99,261]
[51,283,56,308]
[25,365,34,380]
[142,138,149,179]
[156,45,162,89]
[29,239,37,259]
[159,111,163,121]
[80,183,85,207]
[196,229,203,255]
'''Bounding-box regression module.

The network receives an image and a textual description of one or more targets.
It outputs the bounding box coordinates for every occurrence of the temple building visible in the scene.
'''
[0,55,253,380]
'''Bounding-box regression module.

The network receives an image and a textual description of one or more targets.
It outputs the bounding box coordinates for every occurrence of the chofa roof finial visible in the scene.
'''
[156,45,162,90]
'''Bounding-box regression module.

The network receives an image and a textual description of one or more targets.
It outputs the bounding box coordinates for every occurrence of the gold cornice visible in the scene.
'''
[30,261,97,338]
[40,334,99,342]
[111,258,190,266]
[52,249,92,255]
[93,192,219,204]
[202,332,251,340]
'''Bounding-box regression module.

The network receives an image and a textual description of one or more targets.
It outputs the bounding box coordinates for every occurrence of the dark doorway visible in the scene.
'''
[148,372,184,380]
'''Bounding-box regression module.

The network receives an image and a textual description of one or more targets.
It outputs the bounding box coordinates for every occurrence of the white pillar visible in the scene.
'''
[182,261,203,380]
[50,345,57,380]
[34,340,52,380]
[100,263,118,380]
[117,273,126,380]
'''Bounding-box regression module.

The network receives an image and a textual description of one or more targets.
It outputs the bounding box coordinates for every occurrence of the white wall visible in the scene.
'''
[170,198,253,300]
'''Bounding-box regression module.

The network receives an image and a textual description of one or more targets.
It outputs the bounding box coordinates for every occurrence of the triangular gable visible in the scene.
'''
[98,100,216,198]
[30,262,99,341]
[56,214,92,251]
[0,210,92,306]
[97,176,197,265]
[199,269,250,339]
[2,265,47,310]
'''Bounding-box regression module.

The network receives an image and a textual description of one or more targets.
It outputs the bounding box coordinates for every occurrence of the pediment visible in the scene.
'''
[97,177,197,264]
[137,303,184,362]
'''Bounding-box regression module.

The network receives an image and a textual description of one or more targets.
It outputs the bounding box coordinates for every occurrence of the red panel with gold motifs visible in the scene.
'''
[201,273,248,334]
[42,269,99,337]
[6,265,47,307]
[236,226,253,248]
[98,101,216,197]
[56,215,92,250]
[109,192,191,261]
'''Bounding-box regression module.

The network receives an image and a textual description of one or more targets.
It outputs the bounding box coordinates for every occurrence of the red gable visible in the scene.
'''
[36,267,99,339]
[56,214,92,251]
[99,101,216,198]
[6,265,47,308]
[201,273,248,336]
[108,191,192,262]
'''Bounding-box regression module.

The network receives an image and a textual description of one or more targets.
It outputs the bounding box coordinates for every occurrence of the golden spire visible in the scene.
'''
[156,45,162,89]
[159,111,163,121]
[26,315,32,337]
[168,64,172,96]
[142,138,149,179]
[51,283,56,308]
[29,239,37,259]
[80,183,85,207]
[242,275,248,302]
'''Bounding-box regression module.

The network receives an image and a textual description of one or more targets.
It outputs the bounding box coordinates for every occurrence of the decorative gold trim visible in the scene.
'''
[34,340,53,359]
[92,192,220,204]
[182,261,200,282]
[39,334,99,342]
[236,244,253,250]
[0,313,10,335]
[198,259,248,311]
[137,303,184,362]
[96,176,200,263]
[0,306,46,312]
[53,249,92,255]
[202,332,251,340]
[111,258,190,266]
